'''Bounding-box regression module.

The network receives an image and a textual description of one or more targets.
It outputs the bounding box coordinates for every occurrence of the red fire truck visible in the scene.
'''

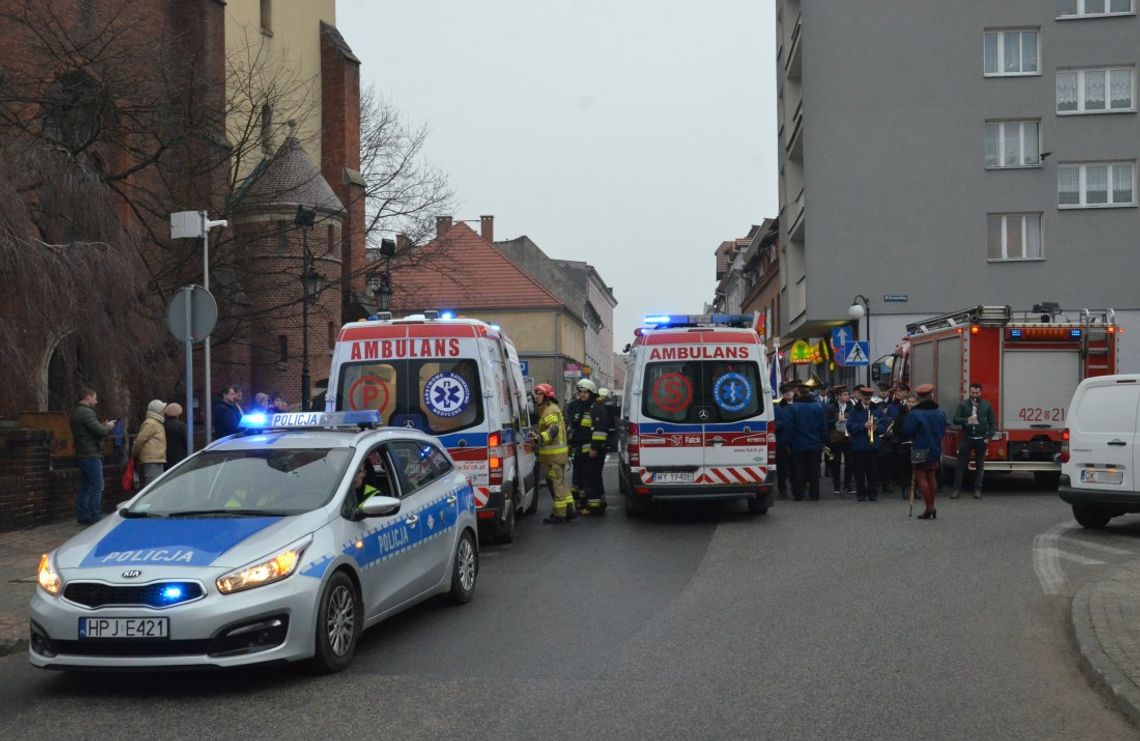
[890,304,1121,486]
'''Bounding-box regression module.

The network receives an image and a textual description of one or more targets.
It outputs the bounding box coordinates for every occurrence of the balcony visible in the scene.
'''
[783,12,801,80]
[785,99,803,160]
[788,187,805,241]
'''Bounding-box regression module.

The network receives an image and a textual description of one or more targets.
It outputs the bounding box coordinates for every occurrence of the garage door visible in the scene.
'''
[1002,350,1081,429]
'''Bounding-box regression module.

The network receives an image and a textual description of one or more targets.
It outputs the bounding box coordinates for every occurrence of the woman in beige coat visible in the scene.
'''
[132,399,168,487]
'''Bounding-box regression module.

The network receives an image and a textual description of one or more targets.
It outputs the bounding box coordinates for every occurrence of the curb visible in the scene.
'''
[1070,575,1140,728]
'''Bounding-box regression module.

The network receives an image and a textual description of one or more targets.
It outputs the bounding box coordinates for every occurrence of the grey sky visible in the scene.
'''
[339,0,778,351]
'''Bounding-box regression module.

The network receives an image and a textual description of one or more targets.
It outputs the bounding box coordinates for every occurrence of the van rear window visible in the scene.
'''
[641,361,765,423]
[336,359,484,434]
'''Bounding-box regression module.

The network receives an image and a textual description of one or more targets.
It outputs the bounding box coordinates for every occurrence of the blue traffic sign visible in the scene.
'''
[842,341,871,366]
[831,326,854,350]
[519,360,530,377]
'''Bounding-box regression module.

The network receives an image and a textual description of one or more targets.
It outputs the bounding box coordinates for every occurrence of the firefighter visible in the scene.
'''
[533,383,576,524]
[597,386,619,454]
[774,382,796,499]
[568,378,609,514]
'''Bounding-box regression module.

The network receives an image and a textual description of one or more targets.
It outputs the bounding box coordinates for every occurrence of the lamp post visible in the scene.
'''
[367,270,392,312]
[847,294,871,385]
[295,206,324,411]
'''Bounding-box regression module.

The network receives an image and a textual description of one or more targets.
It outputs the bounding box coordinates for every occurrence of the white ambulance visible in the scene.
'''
[328,312,537,542]
[617,314,775,517]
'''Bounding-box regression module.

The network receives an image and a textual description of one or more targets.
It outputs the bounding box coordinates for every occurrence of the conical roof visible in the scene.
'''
[232,137,343,214]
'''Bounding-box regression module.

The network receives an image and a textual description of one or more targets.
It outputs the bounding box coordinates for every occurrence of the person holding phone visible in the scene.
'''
[70,387,115,524]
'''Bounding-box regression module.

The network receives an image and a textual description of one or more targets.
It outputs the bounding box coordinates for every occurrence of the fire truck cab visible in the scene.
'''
[890,304,1120,486]
[328,313,537,543]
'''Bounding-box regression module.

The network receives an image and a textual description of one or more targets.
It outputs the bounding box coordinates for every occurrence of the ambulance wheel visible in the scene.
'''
[747,497,769,515]
[310,570,360,674]
[618,470,628,495]
[625,492,649,518]
[1072,504,1112,530]
[449,530,478,604]
[525,472,539,515]
[493,496,516,544]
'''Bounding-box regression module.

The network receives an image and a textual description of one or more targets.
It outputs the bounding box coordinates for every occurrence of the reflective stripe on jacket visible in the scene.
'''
[536,401,569,464]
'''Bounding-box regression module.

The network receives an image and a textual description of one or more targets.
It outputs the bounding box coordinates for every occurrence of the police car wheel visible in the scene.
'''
[310,570,361,673]
[449,530,478,604]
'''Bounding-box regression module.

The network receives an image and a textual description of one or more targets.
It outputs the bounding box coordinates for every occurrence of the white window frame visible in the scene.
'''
[1057,161,1136,208]
[1056,67,1135,114]
[987,213,1044,262]
[984,120,1041,168]
[983,29,1040,77]
[1056,0,1135,19]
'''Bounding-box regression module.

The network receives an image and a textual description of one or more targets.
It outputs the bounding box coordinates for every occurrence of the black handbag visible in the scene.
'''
[910,448,929,464]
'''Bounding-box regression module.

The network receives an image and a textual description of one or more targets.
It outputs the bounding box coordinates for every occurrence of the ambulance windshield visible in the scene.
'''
[642,361,765,424]
[335,358,484,434]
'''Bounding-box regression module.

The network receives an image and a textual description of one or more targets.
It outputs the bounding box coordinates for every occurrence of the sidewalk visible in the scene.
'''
[1071,556,1140,727]
[0,521,86,655]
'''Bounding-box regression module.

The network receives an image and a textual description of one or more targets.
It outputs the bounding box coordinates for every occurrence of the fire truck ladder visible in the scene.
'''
[1079,307,1117,373]
[905,305,1012,335]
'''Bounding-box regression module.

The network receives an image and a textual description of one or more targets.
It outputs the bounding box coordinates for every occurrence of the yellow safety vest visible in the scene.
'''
[536,401,569,462]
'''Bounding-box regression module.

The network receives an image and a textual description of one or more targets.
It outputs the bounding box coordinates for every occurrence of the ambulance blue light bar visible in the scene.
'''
[642,313,753,328]
[239,411,383,430]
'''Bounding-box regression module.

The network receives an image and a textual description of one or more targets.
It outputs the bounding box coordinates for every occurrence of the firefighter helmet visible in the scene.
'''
[597,387,611,399]
[575,378,597,394]
[534,383,556,401]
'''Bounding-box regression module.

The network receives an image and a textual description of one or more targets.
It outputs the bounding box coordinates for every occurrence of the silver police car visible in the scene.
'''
[29,411,479,672]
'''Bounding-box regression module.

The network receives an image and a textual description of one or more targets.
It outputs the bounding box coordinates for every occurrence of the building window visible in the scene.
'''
[259,0,272,34]
[1057,67,1134,113]
[983,29,1039,76]
[1057,162,1135,207]
[276,335,288,371]
[327,224,338,258]
[985,120,1040,168]
[328,322,336,351]
[987,213,1043,261]
[1057,0,1134,18]
[78,0,95,27]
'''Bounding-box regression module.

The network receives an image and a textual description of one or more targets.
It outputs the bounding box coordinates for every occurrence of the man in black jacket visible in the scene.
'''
[212,384,244,439]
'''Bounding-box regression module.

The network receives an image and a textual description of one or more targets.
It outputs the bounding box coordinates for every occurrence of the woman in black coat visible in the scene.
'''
[163,403,189,470]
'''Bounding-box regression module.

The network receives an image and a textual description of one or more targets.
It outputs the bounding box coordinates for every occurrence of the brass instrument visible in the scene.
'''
[867,405,875,445]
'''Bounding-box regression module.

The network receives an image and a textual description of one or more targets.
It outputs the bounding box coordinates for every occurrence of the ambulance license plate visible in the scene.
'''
[79,617,169,639]
[653,472,694,484]
[1080,469,1123,485]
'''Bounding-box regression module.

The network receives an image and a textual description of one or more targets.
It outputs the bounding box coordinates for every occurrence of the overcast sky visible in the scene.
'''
[339,0,778,352]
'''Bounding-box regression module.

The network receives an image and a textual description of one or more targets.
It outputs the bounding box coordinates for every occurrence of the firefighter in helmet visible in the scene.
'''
[568,378,609,513]
[533,383,576,524]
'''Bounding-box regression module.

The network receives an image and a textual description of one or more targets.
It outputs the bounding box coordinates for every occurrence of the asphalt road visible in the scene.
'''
[0,462,1136,740]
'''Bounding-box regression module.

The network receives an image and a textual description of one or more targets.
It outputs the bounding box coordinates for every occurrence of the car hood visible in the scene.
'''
[56,511,329,571]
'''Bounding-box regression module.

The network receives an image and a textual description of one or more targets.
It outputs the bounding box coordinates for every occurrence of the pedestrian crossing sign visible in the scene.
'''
[842,341,870,366]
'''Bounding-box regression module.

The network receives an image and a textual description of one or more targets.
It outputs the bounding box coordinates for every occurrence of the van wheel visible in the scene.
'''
[625,492,649,518]
[309,570,360,674]
[525,471,539,515]
[747,496,769,515]
[1034,472,1061,489]
[1073,504,1112,530]
[449,530,478,604]
[494,496,516,544]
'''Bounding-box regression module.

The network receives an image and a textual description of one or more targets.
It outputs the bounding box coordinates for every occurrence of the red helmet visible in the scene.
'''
[534,383,556,401]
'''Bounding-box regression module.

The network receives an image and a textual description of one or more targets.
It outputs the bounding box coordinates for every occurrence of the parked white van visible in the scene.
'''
[328,312,538,542]
[1059,374,1140,529]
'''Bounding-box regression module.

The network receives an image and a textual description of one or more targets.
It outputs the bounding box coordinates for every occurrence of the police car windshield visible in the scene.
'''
[126,448,353,517]
[335,358,485,434]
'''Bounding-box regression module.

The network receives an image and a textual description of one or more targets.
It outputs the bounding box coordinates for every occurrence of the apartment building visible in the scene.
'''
[776,0,1140,375]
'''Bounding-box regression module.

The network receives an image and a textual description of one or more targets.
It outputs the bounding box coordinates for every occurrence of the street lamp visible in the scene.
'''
[295,206,324,411]
[367,270,392,312]
[848,294,871,385]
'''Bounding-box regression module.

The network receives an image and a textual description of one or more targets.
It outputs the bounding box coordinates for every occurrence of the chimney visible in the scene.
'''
[480,215,494,244]
[396,233,411,251]
[435,216,453,237]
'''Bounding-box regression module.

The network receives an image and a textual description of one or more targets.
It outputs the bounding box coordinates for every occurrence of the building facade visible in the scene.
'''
[776,0,1140,374]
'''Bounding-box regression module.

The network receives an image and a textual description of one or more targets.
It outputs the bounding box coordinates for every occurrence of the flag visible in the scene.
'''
[768,348,780,398]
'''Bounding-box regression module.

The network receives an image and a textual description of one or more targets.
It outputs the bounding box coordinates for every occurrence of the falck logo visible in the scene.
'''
[122,569,142,578]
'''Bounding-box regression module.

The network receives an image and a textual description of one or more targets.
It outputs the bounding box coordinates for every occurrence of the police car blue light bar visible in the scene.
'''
[239,411,383,429]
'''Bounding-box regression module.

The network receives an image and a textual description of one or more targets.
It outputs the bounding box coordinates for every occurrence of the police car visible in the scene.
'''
[29,411,479,672]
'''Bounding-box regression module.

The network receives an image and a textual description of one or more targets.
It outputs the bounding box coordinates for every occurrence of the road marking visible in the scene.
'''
[1045,548,1106,566]
[1058,535,1133,556]
[1034,521,1072,595]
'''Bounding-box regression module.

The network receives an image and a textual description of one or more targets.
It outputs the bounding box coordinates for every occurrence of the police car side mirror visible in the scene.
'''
[355,496,402,520]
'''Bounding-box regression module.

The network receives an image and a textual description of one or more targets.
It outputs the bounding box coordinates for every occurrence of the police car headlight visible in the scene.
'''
[216,537,312,595]
[37,553,61,596]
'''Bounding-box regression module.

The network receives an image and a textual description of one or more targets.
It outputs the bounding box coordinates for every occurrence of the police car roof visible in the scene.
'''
[209,426,437,452]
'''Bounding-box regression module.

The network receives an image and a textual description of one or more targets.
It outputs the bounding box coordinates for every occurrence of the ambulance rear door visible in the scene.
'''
[698,335,770,486]
[637,335,704,486]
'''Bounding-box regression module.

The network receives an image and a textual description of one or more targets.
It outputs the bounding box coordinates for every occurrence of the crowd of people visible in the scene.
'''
[772,379,988,520]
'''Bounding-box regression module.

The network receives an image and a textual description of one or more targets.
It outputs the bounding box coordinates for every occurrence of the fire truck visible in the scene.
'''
[890,304,1121,486]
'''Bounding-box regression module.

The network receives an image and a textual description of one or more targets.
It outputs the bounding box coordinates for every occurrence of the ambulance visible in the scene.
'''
[327,312,537,542]
[617,314,775,516]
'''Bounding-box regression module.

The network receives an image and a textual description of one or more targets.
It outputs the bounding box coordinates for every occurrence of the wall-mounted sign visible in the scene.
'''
[883,294,909,303]
[789,339,815,365]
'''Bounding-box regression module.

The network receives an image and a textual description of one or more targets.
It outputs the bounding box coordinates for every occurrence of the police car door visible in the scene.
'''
[386,440,457,601]
[348,444,420,617]
[701,344,769,485]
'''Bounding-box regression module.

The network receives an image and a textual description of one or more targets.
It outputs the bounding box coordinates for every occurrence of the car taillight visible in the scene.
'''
[628,422,640,466]
[488,431,505,487]
[766,430,776,466]
[1061,427,1070,463]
